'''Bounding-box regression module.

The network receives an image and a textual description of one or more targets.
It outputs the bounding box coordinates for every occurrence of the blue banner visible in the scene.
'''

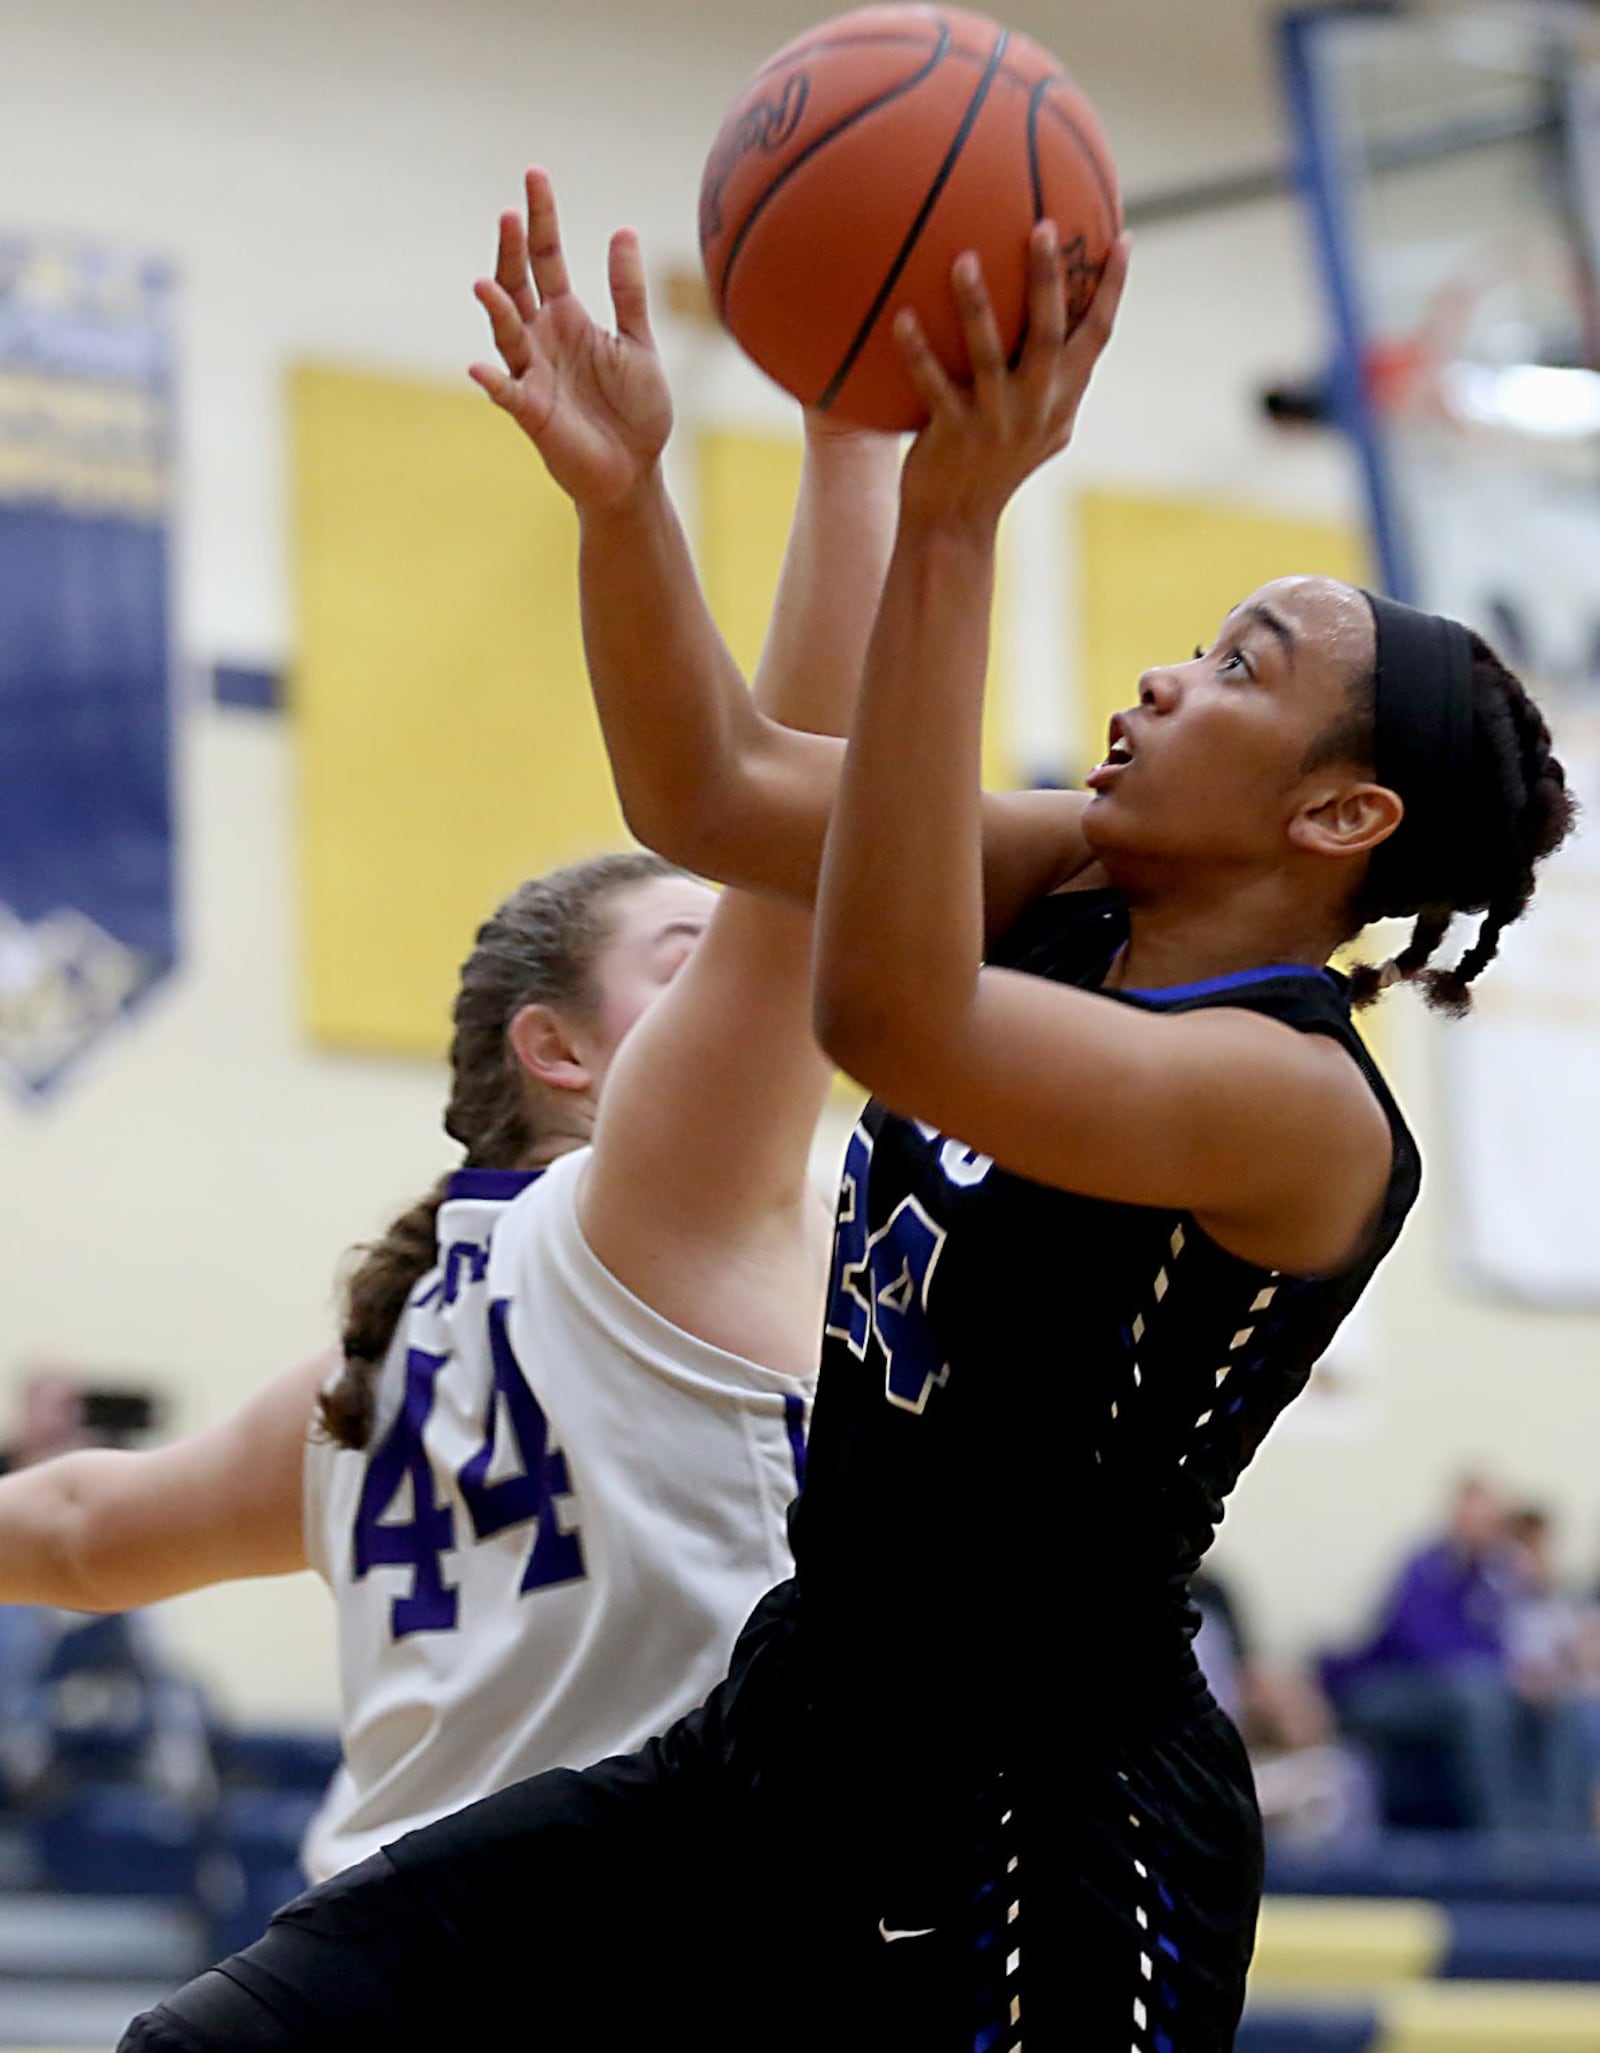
[0,238,176,1098]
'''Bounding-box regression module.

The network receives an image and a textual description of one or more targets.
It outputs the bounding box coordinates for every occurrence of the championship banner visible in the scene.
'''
[0,238,176,1098]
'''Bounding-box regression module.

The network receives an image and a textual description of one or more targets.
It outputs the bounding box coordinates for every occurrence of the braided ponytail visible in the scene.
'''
[316,852,682,1448]
[1345,905,1452,1009]
[320,1180,450,1448]
[1346,632,1576,1014]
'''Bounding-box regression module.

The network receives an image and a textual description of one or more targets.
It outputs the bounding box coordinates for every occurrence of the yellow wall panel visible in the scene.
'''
[291,365,624,1056]
[698,430,802,679]
[1076,489,1368,772]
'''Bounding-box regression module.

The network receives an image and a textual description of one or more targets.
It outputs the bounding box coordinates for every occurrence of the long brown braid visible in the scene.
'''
[317,852,681,1448]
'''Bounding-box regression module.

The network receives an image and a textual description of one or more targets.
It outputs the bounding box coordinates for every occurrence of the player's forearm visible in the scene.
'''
[0,1451,153,1612]
[814,513,994,1080]
[752,426,900,736]
[691,433,902,1132]
[578,467,836,897]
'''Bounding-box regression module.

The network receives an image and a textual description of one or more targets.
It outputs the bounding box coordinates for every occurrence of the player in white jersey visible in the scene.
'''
[0,297,900,1878]
[301,1112,813,1878]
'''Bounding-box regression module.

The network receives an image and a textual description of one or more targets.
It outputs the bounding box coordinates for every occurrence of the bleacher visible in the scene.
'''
[1,1688,1598,2052]
[0,1725,337,2050]
[1242,1834,1600,2053]
[4,1814,1598,2046]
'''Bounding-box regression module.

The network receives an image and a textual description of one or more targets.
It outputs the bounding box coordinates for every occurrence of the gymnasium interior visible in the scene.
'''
[0,1,1597,2047]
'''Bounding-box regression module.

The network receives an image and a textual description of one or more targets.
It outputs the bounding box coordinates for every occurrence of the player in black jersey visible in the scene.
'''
[123,178,1575,2053]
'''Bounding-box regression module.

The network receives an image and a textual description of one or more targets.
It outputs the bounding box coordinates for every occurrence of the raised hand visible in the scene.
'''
[470,167,674,510]
[894,225,1129,533]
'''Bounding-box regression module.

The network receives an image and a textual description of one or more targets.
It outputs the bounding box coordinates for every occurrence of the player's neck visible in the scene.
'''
[1107,878,1341,994]
[520,1099,597,1170]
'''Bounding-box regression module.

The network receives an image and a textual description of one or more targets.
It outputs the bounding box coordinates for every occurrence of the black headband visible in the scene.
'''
[1362,589,1477,909]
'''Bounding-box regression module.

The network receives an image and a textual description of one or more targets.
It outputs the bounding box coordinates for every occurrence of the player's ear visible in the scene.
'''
[1289,778,1403,861]
[508,1004,593,1094]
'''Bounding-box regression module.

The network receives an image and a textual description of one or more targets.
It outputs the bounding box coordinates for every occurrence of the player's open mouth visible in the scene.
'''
[1086,714,1135,791]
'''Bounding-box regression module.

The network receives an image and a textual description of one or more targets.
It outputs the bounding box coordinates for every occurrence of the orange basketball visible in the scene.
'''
[698,5,1121,431]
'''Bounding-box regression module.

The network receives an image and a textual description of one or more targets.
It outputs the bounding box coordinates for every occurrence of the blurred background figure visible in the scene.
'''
[0,1368,212,1835]
[1193,1563,1379,1850]
[0,1366,91,1476]
[1321,1476,1592,1832]
[1505,1504,1600,1832]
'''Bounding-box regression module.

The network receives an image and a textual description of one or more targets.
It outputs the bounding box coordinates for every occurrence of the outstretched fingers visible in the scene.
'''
[1060,234,1130,383]
[523,165,573,305]
[474,275,535,380]
[895,304,960,420]
[494,209,538,326]
[1019,220,1067,376]
[952,251,1007,400]
[467,359,514,408]
[608,228,655,350]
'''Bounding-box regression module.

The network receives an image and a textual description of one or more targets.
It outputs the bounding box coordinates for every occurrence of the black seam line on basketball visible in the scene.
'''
[817,24,1012,414]
[1027,77,1049,223]
[1031,93,1122,234]
[1015,77,1052,374]
[1018,80,1115,356]
[715,24,952,317]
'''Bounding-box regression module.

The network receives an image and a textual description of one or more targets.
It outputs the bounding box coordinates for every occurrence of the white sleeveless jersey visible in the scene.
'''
[301,1148,810,1882]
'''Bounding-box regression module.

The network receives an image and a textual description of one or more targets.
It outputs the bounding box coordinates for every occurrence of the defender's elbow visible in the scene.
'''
[57,1529,123,1614]
[51,1469,130,1614]
[617,787,707,872]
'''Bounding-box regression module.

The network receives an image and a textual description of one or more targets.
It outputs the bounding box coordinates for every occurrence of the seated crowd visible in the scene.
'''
[1200,1473,1600,1842]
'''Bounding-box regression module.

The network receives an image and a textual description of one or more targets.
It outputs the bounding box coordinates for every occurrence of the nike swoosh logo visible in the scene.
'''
[878,1918,938,1943]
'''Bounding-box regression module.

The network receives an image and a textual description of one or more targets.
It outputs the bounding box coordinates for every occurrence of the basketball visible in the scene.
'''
[698,5,1121,431]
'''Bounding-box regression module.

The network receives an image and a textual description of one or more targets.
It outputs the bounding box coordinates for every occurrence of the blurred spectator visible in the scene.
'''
[0,1364,97,1792]
[1506,1505,1600,1832]
[1192,1564,1377,1847]
[1506,1507,1586,1698]
[0,1364,90,1474]
[0,1365,213,1813]
[1322,1476,1593,1832]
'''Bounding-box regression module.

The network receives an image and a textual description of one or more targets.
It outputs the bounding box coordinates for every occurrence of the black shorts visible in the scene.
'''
[121,1597,1262,2052]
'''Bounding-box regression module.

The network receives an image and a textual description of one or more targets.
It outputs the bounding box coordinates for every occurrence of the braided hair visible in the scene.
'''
[1312,629,1577,1014]
[317,851,682,1448]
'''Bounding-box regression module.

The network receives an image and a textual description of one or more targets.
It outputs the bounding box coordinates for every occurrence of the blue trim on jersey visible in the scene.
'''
[1121,964,1337,1004]
[783,1393,808,1494]
[445,1167,544,1201]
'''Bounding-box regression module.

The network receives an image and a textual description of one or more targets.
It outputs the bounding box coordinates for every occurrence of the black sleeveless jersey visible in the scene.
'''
[789,887,1420,1779]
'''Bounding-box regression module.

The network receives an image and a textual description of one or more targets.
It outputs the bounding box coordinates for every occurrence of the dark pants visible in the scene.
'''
[122,1588,1263,2053]
[1342,1663,1594,1832]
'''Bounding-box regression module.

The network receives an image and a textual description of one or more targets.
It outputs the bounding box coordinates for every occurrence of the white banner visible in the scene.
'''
[1448,720,1600,1305]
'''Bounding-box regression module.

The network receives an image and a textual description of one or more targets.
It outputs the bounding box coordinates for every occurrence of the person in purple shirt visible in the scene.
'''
[1325,1477,1591,1831]
[1365,1475,1512,1666]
